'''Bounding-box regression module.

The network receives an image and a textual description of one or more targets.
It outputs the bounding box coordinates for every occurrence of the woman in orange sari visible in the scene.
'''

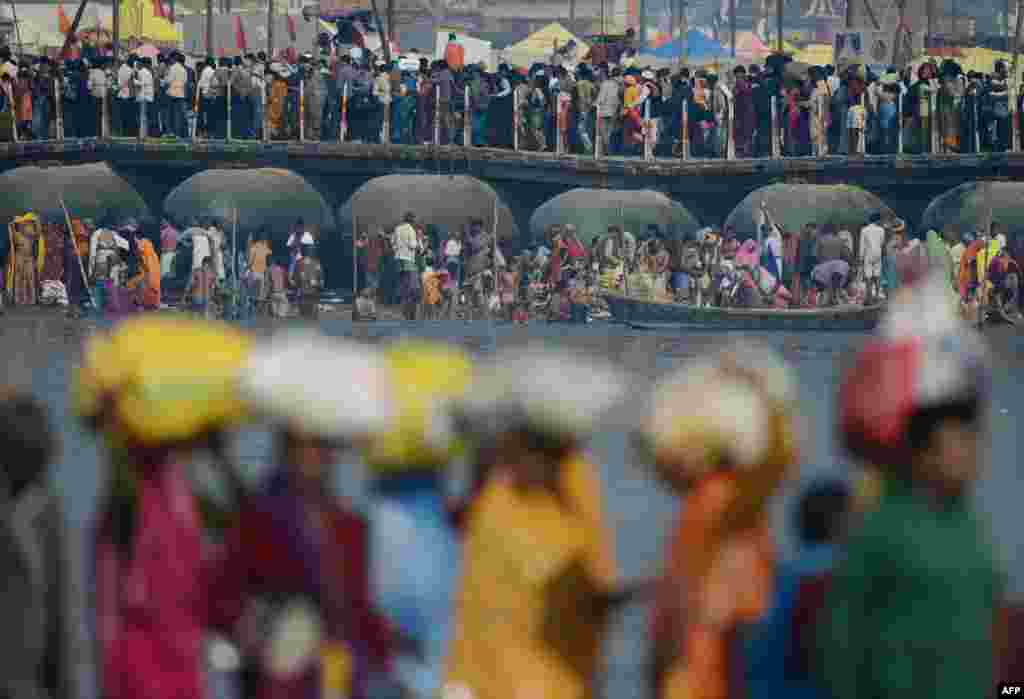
[127,237,161,309]
[642,342,799,699]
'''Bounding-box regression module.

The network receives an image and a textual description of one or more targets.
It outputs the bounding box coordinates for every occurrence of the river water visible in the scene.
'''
[2,311,1021,699]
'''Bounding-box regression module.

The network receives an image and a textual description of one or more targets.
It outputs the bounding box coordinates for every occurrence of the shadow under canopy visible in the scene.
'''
[529,188,702,245]
[0,164,151,226]
[337,175,520,242]
[162,168,336,237]
[724,184,893,239]
[920,181,1024,239]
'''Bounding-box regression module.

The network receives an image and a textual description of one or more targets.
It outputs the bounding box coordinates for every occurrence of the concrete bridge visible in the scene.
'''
[4,138,1022,236]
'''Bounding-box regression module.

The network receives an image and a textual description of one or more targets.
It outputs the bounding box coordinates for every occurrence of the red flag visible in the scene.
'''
[286,14,297,42]
[57,4,71,34]
[234,15,247,51]
[151,0,166,19]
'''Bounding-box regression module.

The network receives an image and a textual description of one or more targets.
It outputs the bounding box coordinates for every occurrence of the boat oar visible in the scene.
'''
[59,198,98,312]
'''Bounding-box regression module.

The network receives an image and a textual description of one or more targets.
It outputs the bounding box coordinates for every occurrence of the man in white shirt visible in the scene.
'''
[197,58,216,137]
[87,61,108,135]
[596,72,622,155]
[134,57,155,137]
[392,213,422,319]
[186,223,211,273]
[859,213,886,304]
[165,53,188,137]
[116,58,136,135]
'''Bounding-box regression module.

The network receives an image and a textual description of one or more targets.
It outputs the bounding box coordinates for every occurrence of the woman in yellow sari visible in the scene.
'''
[445,345,640,699]
[126,237,161,310]
[6,213,44,306]
[642,342,799,699]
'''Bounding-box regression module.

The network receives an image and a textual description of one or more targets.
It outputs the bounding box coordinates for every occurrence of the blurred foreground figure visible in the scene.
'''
[362,342,472,699]
[208,331,398,699]
[0,390,82,699]
[444,346,635,699]
[826,271,1003,699]
[74,317,251,699]
[643,342,799,699]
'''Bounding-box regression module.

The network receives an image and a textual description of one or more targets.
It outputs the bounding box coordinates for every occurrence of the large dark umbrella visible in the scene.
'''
[920,181,1024,238]
[724,184,893,238]
[0,164,150,225]
[163,168,335,236]
[337,175,520,241]
[529,188,701,244]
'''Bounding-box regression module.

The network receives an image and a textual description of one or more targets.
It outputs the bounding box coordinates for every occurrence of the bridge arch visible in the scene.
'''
[530,188,702,243]
[920,182,1024,239]
[0,164,151,225]
[724,184,894,239]
[162,168,336,238]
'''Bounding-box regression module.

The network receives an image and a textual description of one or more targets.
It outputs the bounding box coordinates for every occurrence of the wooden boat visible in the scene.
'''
[604,293,884,331]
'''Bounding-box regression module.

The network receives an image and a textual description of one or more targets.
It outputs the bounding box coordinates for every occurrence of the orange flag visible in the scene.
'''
[152,0,166,19]
[58,4,71,34]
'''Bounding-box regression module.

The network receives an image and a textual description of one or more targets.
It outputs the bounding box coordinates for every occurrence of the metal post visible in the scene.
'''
[138,99,145,141]
[1012,85,1019,152]
[340,81,348,142]
[11,107,18,142]
[299,79,305,142]
[929,90,938,154]
[857,93,866,155]
[681,98,689,160]
[770,95,779,157]
[55,78,64,141]
[433,84,441,146]
[383,92,392,144]
[727,96,735,159]
[594,105,601,158]
[897,91,904,154]
[226,79,232,141]
[101,91,109,139]
[462,84,470,147]
[262,84,270,143]
[975,98,981,153]
[642,98,652,161]
[513,85,520,152]
[558,89,569,155]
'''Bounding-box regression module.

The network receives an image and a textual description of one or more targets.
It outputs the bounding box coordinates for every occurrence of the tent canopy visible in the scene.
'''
[724,184,892,239]
[0,164,150,226]
[793,43,833,65]
[530,188,701,244]
[163,169,335,236]
[642,30,727,60]
[504,23,588,59]
[338,175,519,242]
[919,182,1024,237]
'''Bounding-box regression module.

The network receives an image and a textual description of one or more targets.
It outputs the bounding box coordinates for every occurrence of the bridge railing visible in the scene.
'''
[19,79,1022,162]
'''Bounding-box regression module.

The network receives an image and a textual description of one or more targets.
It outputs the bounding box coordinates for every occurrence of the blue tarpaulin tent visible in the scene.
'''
[643,30,727,60]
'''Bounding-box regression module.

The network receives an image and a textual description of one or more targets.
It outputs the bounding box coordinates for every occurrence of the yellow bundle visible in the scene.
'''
[364,341,473,472]
[73,317,251,445]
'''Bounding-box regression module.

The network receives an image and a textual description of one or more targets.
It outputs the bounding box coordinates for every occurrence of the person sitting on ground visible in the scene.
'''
[356,286,377,320]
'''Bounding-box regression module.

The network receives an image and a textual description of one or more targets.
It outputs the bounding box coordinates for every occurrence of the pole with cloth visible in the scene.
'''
[352,215,359,320]
[339,81,348,142]
[463,84,470,146]
[55,78,64,140]
[681,97,689,159]
[299,77,305,141]
[59,198,97,311]
[491,197,499,317]
[226,79,232,141]
[433,83,441,146]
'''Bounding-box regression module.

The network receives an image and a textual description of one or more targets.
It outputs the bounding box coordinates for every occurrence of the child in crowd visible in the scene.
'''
[189,256,216,317]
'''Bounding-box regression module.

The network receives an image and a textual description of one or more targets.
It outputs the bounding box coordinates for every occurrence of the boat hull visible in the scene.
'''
[604,293,884,332]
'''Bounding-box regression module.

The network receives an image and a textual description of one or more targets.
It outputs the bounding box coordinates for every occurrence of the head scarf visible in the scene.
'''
[838,271,989,468]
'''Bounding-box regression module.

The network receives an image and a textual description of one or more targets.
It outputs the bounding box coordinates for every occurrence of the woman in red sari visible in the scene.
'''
[207,332,400,699]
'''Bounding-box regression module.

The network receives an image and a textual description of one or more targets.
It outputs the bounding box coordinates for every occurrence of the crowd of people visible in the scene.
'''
[2,34,1022,157]
[3,199,1021,322]
[352,207,1022,322]
[1,213,327,319]
[1,259,1015,699]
